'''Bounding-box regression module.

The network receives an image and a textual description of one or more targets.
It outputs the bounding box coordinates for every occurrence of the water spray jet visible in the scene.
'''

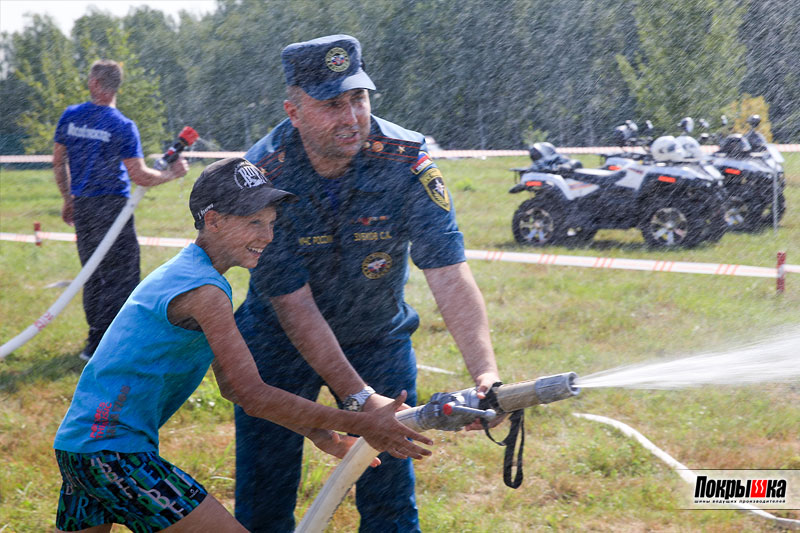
[298,328,800,531]
[575,326,800,390]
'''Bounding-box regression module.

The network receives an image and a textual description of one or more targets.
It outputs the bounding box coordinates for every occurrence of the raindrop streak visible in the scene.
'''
[575,327,800,390]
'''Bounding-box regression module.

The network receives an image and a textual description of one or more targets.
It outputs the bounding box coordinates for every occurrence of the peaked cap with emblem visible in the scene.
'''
[282,34,376,100]
[190,157,296,229]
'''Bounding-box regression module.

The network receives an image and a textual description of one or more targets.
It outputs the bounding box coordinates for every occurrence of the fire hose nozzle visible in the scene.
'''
[495,371,580,412]
[533,371,580,404]
[396,371,580,432]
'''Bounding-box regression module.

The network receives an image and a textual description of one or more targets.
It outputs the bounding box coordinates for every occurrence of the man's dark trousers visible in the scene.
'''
[73,195,140,355]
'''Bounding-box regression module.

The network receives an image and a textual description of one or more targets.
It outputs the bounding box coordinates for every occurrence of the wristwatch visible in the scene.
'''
[342,386,376,412]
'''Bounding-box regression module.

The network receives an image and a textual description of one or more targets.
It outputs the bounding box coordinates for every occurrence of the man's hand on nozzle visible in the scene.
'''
[473,371,502,400]
[355,390,433,460]
[464,371,508,431]
[163,156,190,181]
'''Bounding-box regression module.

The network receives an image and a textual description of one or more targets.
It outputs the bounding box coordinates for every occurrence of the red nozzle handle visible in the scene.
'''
[178,126,199,146]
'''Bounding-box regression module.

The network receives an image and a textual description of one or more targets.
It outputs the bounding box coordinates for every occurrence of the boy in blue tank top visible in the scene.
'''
[53,157,432,533]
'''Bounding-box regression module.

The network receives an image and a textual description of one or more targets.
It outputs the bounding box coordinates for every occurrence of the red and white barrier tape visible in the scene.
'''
[464,249,798,277]
[2,230,796,278]
[1,188,149,360]
[2,144,799,164]
[1,231,195,248]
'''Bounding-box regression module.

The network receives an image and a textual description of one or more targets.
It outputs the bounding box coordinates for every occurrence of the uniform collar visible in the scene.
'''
[284,117,386,194]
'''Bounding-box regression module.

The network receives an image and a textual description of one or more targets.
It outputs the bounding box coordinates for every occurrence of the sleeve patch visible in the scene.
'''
[411,151,435,175]
[419,167,450,211]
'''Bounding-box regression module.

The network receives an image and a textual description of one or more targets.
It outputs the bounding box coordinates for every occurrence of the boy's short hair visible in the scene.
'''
[89,60,123,93]
[190,157,296,229]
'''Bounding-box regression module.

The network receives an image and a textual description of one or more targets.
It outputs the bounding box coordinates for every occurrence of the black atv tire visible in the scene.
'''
[723,195,755,231]
[640,201,707,248]
[755,192,786,228]
[725,193,785,231]
[512,197,567,246]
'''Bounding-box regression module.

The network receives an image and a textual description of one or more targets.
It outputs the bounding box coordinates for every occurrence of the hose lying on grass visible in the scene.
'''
[0,186,148,360]
[574,413,800,530]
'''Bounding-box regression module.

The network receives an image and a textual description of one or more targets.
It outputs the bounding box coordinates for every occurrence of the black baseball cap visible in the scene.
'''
[282,34,376,100]
[190,157,296,229]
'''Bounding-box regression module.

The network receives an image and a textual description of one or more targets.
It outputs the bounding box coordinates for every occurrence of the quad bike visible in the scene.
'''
[700,115,786,231]
[510,131,727,248]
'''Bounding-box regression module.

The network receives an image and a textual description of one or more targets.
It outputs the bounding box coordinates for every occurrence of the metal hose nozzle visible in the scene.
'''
[496,372,580,412]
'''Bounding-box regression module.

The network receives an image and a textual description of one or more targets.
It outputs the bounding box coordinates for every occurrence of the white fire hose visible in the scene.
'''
[296,373,579,532]
[0,186,148,360]
[297,374,799,531]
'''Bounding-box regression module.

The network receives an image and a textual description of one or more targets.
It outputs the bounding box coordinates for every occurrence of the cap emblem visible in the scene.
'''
[325,47,350,72]
[234,162,268,189]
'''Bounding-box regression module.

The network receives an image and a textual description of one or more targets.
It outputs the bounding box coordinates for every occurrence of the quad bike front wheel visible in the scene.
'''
[640,202,706,248]
[512,197,566,246]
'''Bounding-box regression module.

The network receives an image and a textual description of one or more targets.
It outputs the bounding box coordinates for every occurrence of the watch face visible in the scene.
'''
[342,398,360,412]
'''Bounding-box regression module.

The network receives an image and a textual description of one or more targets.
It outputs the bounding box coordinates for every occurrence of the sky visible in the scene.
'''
[0,0,218,35]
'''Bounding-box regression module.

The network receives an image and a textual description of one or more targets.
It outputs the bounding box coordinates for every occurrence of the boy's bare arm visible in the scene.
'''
[171,284,432,458]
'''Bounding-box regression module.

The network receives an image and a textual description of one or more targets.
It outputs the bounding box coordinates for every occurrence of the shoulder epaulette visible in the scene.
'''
[362,134,421,163]
[362,116,423,163]
[255,150,286,181]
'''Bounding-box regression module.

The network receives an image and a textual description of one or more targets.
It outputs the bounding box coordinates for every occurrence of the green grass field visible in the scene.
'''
[1,155,799,532]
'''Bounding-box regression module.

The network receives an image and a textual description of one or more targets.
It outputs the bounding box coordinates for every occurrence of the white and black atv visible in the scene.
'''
[510,135,727,248]
[703,115,786,231]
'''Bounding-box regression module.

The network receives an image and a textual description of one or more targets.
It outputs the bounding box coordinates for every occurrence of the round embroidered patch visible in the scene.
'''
[325,47,350,72]
[361,252,392,279]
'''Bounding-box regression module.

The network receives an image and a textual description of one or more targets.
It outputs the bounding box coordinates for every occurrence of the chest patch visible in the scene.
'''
[419,167,451,211]
[361,252,392,279]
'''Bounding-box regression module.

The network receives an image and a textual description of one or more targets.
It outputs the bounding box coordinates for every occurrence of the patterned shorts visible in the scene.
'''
[55,449,207,532]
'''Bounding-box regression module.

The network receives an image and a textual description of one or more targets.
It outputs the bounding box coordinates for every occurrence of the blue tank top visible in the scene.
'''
[54,244,232,453]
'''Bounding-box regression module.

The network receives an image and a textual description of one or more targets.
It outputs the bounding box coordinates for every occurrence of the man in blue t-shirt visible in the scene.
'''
[53,59,188,360]
[234,35,503,532]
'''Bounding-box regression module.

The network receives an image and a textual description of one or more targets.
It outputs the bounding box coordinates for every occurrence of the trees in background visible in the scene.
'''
[616,0,746,136]
[1,0,797,154]
[2,11,166,154]
[740,0,800,142]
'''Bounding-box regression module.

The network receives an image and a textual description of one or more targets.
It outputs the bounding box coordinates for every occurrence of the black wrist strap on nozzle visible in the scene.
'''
[479,382,525,489]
